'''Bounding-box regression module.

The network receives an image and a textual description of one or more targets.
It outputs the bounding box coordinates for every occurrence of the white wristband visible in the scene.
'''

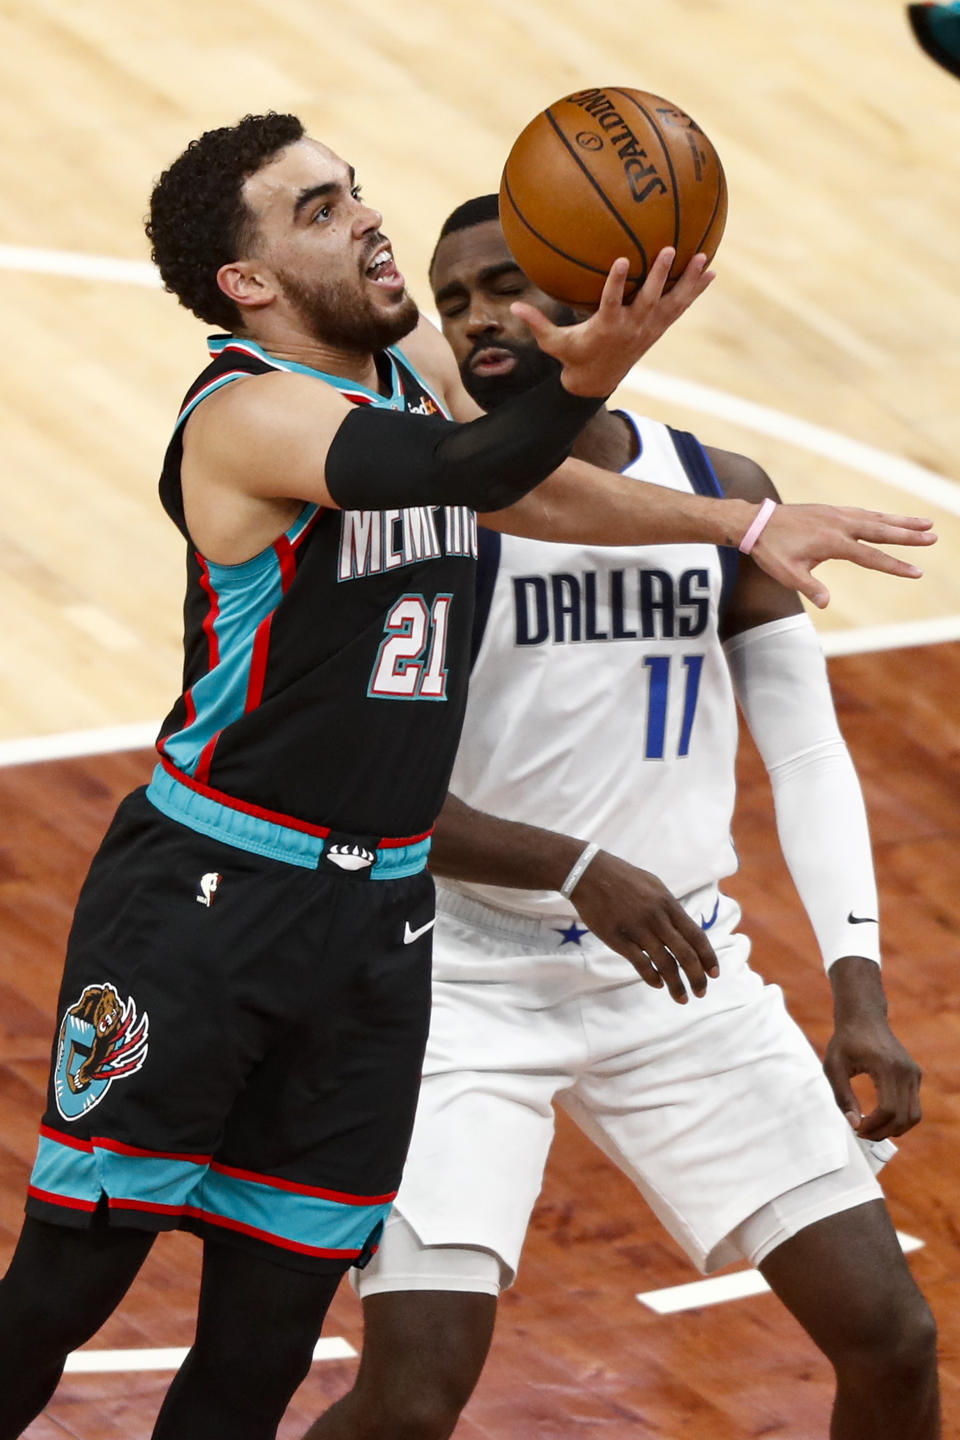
[560,842,600,899]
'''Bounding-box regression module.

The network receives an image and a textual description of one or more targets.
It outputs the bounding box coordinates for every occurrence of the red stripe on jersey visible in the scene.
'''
[195,555,221,668]
[156,754,332,838]
[39,1124,93,1153]
[91,1137,213,1166]
[182,1205,362,1259]
[377,827,433,848]
[107,1197,186,1215]
[244,615,274,713]
[209,1159,397,1206]
[28,1185,98,1213]
[193,730,222,786]
[273,534,297,591]
[177,370,251,418]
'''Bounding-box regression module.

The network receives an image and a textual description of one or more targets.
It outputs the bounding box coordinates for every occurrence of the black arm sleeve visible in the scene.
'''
[324,372,605,513]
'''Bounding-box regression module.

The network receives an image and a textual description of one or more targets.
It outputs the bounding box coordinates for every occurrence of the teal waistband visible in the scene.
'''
[145,765,431,879]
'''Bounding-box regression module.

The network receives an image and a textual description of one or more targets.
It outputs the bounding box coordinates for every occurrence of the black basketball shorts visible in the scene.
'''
[26,788,435,1274]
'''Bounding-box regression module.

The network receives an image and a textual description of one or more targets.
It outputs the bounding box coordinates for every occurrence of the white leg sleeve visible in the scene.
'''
[723,614,880,971]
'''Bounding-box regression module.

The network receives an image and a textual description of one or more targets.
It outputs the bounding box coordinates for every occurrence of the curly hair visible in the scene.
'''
[146,112,305,332]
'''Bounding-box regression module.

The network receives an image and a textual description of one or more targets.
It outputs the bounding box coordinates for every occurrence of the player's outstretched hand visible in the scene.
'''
[510,249,714,400]
[569,851,719,1003]
[749,505,937,608]
[823,957,923,1139]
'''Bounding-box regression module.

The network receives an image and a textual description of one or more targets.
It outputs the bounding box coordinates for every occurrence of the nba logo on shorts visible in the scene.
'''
[53,982,150,1121]
[196,872,222,907]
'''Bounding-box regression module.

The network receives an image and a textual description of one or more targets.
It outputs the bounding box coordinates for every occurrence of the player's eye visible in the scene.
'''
[439,300,467,318]
[351,184,364,201]
[313,204,332,223]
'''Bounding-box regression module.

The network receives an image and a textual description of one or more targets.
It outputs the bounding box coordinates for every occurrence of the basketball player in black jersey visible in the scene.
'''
[0,113,935,1440]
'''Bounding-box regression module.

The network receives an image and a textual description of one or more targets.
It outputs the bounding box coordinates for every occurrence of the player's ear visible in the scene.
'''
[217,260,277,313]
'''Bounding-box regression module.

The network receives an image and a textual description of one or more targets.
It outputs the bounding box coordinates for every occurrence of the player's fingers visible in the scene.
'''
[597,256,631,311]
[652,915,719,995]
[856,1101,899,1140]
[634,940,690,1005]
[822,1054,862,1129]
[632,247,675,307]
[612,938,670,995]
[842,510,934,534]
[510,301,558,346]
[874,1062,923,1137]
[841,543,925,579]
[788,566,831,609]
[661,252,712,313]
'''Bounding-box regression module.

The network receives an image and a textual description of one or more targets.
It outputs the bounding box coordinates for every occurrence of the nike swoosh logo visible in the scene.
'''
[403,918,436,945]
[847,912,879,925]
[700,898,720,932]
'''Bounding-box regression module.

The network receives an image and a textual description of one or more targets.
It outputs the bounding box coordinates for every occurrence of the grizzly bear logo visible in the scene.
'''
[53,982,150,1121]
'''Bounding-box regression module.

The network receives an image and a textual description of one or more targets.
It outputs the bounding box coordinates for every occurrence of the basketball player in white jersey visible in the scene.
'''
[304,197,940,1440]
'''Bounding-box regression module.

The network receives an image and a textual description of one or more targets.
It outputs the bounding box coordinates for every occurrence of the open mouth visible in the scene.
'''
[470,347,517,377]
[365,244,405,292]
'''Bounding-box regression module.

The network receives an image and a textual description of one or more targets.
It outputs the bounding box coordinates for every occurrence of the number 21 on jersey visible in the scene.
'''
[368,593,453,701]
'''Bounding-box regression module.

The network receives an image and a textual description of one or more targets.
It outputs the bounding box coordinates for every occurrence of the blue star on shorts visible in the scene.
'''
[554,921,589,947]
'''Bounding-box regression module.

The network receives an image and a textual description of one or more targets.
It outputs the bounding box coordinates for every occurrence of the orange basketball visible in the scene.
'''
[499,86,727,307]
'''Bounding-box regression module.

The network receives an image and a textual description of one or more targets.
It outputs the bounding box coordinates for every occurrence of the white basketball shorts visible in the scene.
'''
[356,884,885,1298]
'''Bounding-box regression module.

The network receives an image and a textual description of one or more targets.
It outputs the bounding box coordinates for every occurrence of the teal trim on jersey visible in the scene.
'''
[29,1133,391,1256]
[96,1145,205,1211]
[370,839,433,879]
[162,545,287,778]
[386,346,453,419]
[30,1134,101,1207]
[146,764,325,867]
[162,504,318,778]
[207,336,405,409]
[199,1166,392,1256]
[146,764,432,876]
[174,370,251,433]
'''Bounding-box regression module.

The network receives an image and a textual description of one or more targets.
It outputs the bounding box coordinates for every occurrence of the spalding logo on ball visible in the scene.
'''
[499,86,727,306]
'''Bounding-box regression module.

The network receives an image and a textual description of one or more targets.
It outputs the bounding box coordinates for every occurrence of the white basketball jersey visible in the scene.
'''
[444,413,741,919]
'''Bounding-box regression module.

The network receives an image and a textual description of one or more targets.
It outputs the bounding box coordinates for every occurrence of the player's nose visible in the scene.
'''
[464,301,501,339]
[353,201,383,235]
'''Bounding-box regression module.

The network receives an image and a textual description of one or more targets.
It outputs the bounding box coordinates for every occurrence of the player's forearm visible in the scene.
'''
[725,615,881,970]
[429,792,584,891]
[485,455,757,546]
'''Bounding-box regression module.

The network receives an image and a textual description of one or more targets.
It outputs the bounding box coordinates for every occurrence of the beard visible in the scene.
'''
[277,258,419,354]
[461,304,578,411]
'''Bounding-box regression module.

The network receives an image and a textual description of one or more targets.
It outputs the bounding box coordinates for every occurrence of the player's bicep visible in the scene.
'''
[184,372,353,508]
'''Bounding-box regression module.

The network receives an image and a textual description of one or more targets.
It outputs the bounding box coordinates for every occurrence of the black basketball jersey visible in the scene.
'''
[149,336,478,854]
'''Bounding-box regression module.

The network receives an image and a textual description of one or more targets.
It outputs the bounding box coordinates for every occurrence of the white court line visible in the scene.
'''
[638,1231,925,1314]
[63,1336,356,1374]
[820,613,960,657]
[0,244,957,516]
[0,245,160,287]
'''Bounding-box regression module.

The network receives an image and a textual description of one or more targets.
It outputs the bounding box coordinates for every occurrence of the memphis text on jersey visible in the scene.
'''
[338,504,478,581]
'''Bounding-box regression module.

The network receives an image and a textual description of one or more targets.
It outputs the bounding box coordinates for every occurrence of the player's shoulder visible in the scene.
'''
[187,367,347,437]
[701,444,782,505]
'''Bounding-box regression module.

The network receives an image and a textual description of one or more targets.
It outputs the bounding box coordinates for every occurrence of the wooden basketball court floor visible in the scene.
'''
[1,0,959,1434]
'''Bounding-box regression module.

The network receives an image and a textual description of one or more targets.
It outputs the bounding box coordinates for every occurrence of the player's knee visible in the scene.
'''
[348,1368,472,1440]
[835,1287,938,1389]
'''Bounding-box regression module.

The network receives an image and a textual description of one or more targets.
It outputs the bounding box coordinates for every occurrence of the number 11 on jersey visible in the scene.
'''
[368,593,453,701]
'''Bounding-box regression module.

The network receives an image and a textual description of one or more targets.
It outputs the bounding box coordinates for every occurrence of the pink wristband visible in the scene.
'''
[738,497,777,555]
